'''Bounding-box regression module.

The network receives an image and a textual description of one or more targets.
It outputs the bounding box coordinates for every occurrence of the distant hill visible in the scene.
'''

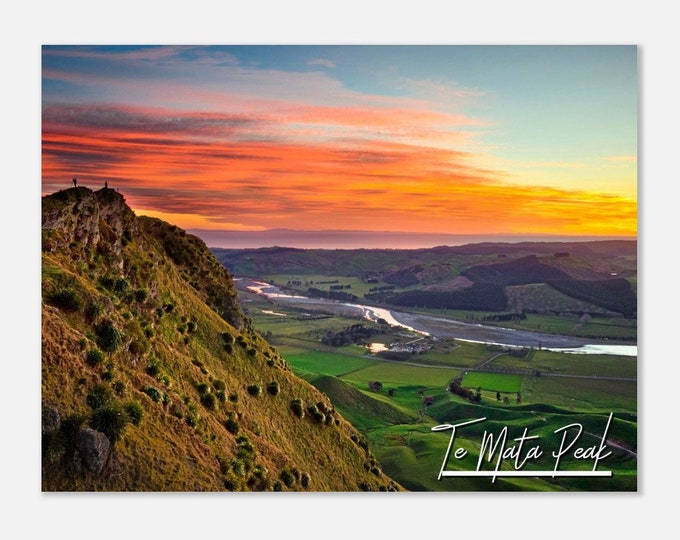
[211,240,637,280]
[41,187,401,492]
[211,239,637,317]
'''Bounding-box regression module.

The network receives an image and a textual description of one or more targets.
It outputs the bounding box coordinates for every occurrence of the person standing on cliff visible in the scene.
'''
[72,177,77,187]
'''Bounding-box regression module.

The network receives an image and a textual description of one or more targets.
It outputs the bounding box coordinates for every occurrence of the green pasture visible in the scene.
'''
[234,280,638,491]
[521,375,637,412]
[366,416,635,492]
[284,350,377,378]
[341,361,459,388]
[460,372,523,393]
[404,309,636,341]
[414,339,492,368]
[529,350,637,378]
[263,274,390,297]
[514,314,637,340]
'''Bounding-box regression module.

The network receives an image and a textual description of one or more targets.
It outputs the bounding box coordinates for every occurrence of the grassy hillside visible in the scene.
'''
[41,187,401,492]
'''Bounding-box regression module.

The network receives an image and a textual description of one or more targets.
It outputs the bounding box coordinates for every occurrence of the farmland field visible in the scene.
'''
[236,282,638,491]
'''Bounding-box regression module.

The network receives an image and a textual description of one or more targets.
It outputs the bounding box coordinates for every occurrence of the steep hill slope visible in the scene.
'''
[41,187,401,492]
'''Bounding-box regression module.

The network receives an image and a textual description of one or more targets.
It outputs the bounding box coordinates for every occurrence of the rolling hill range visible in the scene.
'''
[41,187,401,492]
[211,240,637,318]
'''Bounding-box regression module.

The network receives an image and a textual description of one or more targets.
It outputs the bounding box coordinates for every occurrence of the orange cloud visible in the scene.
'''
[42,102,636,238]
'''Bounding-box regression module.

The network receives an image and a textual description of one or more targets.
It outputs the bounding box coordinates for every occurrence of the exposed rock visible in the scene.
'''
[75,428,111,474]
[42,187,137,271]
[42,405,60,434]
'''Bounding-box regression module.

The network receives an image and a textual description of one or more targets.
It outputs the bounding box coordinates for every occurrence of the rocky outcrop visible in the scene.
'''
[42,187,138,271]
[42,405,60,434]
[75,428,111,474]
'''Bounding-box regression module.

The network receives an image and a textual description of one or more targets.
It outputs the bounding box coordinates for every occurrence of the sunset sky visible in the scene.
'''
[41,45,637,247]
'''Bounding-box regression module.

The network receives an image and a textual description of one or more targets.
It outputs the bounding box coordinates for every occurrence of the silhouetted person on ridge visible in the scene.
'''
[105,180,108,189]
[72,177,77,188]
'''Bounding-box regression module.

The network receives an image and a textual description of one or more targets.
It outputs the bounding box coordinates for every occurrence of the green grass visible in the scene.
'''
[237,270,637,492]
[368,424,564,492]
[460,372,523,393]
[521,376,637,412]
[285,350,377,378]
[310,376,417,430]
[264,274,385,298]
[342,362,459,388]
[521,349,637,378]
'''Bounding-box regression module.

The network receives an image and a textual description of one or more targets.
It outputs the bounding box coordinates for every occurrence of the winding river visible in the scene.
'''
[236,278,637,357]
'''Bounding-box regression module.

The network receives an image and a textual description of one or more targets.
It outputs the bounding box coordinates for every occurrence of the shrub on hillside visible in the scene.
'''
[95,320,123,353]
[280,468,297,488]
[266,381,280,396]
[86,348,105,367]
[85,301,103,321]
[224,414,239,434]
[200,392,217,410]
[307,404,326,424]
[89,402,129,443]
[47,287,82,312]
[124,401,144,425]
[143,386,162,403]
[86,384,114,410]
[290,398,305,418]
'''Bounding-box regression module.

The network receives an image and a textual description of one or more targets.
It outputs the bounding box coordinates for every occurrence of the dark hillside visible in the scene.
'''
[546,278,637,318]
[461,255,572,285]
[446,240,637,257]
[41,187,401,492]
[211,240,636,284]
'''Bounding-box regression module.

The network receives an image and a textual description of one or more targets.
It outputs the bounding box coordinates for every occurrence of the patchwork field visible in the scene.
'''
[238,285,638,491]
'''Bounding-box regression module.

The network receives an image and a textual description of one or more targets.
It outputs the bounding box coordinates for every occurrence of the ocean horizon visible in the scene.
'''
[190,228,635,250]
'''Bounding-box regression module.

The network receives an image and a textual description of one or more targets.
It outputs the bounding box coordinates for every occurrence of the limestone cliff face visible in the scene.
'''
[42,187,137,272]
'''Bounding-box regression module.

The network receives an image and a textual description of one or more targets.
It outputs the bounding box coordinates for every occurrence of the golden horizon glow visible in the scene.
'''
[42,46,638,243]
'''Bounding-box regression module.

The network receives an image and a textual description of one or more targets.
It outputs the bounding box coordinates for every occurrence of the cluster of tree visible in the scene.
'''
[321,323,383,347]
[461,255,571,286]
[448,378,482,403]
[496,391,522,403]
[307,287,358,303]
[546,278,637,318]
[368,285,396,292]
[368,381,383,392]
[384,282,507,311]
[383,265,424,287]
[330,284,352,290]
[376,350,412,361]
[364,292,390,302]
[486,344,531,358]
[482,312,527,322]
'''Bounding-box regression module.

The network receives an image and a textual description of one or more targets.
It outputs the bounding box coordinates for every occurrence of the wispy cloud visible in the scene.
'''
[308,58,335,69]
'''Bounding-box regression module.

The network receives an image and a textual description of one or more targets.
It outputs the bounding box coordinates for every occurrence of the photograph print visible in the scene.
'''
[41,45,637,492]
